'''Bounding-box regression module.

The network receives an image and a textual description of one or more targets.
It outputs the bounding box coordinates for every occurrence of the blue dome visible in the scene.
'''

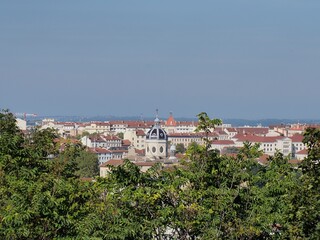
[146,116,168,140]
[146,127,167,140]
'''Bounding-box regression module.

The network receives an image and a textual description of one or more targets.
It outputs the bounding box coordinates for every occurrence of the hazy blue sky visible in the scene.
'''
[1,1,320,119]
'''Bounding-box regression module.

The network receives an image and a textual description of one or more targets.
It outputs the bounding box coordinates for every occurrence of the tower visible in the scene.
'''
[145,112,168,161]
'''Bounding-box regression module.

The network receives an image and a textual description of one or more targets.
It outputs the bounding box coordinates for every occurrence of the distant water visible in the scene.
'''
[28,116,320,127]
[224,119,320,127]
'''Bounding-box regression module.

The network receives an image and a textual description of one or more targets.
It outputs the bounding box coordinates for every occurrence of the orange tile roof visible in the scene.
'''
[110,149,128,153]
[88,147,111,154]
[135,149,145,155]
[296,149,307,155]
[289,159,302,164]
[135,162,155,167]
[100,159,124,167]
[257,154,270,165]
[166,115,177,126]
[122,139,131,146]
[233,134,283,143]
[168,133,203,137]
[212,140,235,145]
[103,135,121,140]
[236,127,269,135]
[290,134,304,142]
[136,130,145,136]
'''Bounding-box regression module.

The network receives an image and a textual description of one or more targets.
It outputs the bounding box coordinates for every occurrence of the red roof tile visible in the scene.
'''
[168,133,202,137]
[236,127,269,135]
[290,134,304,142]
[296,149,307,155]
[122,139,131,146]
[135,162,155,167]
[100,159,124,167]
[166,115,177,126]
[289,159,302,164]
[136,130,145,136]
[257,154,270,165]
[135,149,145,155]
[233,134,283,143]
[212,140,235,145]
[88,147,111,154]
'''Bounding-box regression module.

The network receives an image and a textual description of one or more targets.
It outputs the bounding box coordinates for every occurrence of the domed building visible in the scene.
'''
[145,116,168,161]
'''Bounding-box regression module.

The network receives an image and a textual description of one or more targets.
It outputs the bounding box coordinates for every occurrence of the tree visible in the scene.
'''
[77,131,90,140]
[75,150,99,178]
[175,143,186,154]
[1,110,318,239]
[285,127,320,238]
[222,146,239,155]
[0,110,95,239]
[116,132,124,139]
[237,141,263,161]
[195,112,222,151]
[27,127,59,159]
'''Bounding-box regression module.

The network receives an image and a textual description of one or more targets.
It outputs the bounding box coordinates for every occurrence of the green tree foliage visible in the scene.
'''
[175,143,186,154]
[237,141,263,160]
[223,146,239,154]
[116,132,124,139]
[0,111,95,239]
[285,127,320,238]
[28,127,59,159]
[195,112,222,151]
[2,111,320,239]
[75,150,99,178]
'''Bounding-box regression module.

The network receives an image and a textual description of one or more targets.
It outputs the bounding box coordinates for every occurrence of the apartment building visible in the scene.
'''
[123,129,146,150]
[81,135,122,149]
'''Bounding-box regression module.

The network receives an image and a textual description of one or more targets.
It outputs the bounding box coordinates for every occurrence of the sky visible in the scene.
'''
[1,1,320,119]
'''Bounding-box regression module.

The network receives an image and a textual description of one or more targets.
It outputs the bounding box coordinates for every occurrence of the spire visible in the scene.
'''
[154,108,160,125]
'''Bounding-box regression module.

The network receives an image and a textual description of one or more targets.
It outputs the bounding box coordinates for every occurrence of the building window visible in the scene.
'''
[160,146,164,153]
[152,147,156,153]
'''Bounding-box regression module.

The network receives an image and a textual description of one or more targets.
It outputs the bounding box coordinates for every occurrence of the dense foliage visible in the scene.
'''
[1,110,320,239]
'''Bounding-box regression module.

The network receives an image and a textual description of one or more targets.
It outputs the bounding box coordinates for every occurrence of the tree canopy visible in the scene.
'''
[0,110,320,239]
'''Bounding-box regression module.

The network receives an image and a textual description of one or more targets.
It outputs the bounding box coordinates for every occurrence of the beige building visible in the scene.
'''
[168,133,203,148]
[124,129,146,150]
[80,122,111,134]
[41,120,81,137]
[231,134,297,157]
[291,134,306,156]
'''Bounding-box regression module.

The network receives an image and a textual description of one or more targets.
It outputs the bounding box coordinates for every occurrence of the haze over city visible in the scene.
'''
[1,1,320,119]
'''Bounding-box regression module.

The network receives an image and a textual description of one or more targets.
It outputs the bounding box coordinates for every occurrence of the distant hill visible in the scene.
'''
[28,115,320,127]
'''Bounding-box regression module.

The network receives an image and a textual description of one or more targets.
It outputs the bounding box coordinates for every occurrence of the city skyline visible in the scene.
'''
[1,1,320,119]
